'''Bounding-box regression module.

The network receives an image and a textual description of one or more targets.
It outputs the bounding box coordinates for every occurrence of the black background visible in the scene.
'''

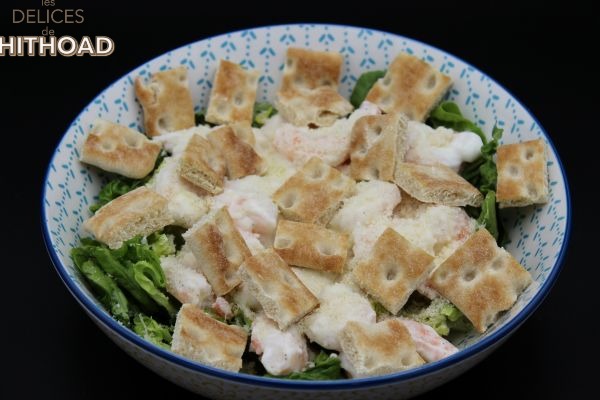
[1,1,596,399]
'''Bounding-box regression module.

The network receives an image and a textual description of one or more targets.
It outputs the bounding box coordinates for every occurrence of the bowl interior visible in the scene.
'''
[43,23,569,373]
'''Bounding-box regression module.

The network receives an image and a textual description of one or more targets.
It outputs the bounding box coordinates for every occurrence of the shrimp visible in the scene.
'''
[212,297,233,320]
[213,176,279,247]
[272,101,380,167]
[400,319,458,362]
[250,313,308,376]
[160,247,213,307]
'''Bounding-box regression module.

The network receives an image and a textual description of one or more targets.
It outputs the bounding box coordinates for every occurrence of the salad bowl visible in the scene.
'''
[42,24,571,399]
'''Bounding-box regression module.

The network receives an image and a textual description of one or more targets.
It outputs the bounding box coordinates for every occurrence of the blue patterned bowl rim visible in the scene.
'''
[41,23,571,390]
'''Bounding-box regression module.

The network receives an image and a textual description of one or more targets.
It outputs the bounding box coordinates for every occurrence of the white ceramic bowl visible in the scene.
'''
[42,24,571,399]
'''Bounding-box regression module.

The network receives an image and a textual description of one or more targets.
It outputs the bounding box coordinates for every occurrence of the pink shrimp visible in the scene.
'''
[272,102,380,167]
[400,318,458,362]
[212,297,233,320]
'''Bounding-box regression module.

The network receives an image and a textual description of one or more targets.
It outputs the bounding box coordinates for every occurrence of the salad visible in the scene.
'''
[71,47,547,379]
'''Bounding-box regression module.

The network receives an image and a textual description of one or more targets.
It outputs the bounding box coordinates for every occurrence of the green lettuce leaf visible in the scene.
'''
[147,232,176,258]
[253,102,278,127]
[477,191,499,241]
[89,153,164,213]
[402,296,472,336]
[202,307,226,323]
[132,261,177,318]
[267,351,343,380]
[231,303,252,332]
[89,246,159,314]
[428,101,487,144]
[70,232,180,324]
[71,253,130,324]
[89,178,146,213]
[350,70,386,108]
[133,314,173,350]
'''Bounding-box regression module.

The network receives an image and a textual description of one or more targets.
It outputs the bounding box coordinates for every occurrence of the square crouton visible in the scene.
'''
[274,219,349,274]
[349,113,408,182]
[366,53,452,121]
[134,66,195,136]
[207,126,264,179]
[172,304,247,371]
[339,319,425,378]
[83,187,173,249]
[205,60,259,125]
[178,134,226,195]
[185,207,252,296]
[394,162,483,207]
[274,48,353,127]
[496,138,549,208]
[273,157,355,225]
[428,228,532,333]
[238,249,319,329]
[80,119,162,179]
[353,228,434,314]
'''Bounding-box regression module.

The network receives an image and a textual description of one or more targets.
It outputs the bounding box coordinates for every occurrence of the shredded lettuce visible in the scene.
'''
[89,153,164,213]
[70,232,180,326]
[203,303,252,331]
[88,245,160,314]
[133,314,173,350]
[71,255,130,324]
[350,70,386,108]
[89,178,146,213]
[402,297,472,336]
[428,101,487,144]
[267,351,343,380]
[147,232,176,258]
[476,191,500,242]
[132,260,177,317]
[252,102,277,127]
[202,307,226,322]
[231,303,252,332]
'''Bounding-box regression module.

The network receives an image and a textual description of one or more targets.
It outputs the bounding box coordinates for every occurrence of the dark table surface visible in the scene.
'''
[2,2,595,399]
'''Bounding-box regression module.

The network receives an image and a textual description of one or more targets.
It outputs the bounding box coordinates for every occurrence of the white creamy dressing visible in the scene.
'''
[330,180,402,261]
[391,204,476,261]
[149,157,210,228]
[151,125,212,157]
[291,267,337,298]
[404,121,483,171]
[301,283,376,351]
